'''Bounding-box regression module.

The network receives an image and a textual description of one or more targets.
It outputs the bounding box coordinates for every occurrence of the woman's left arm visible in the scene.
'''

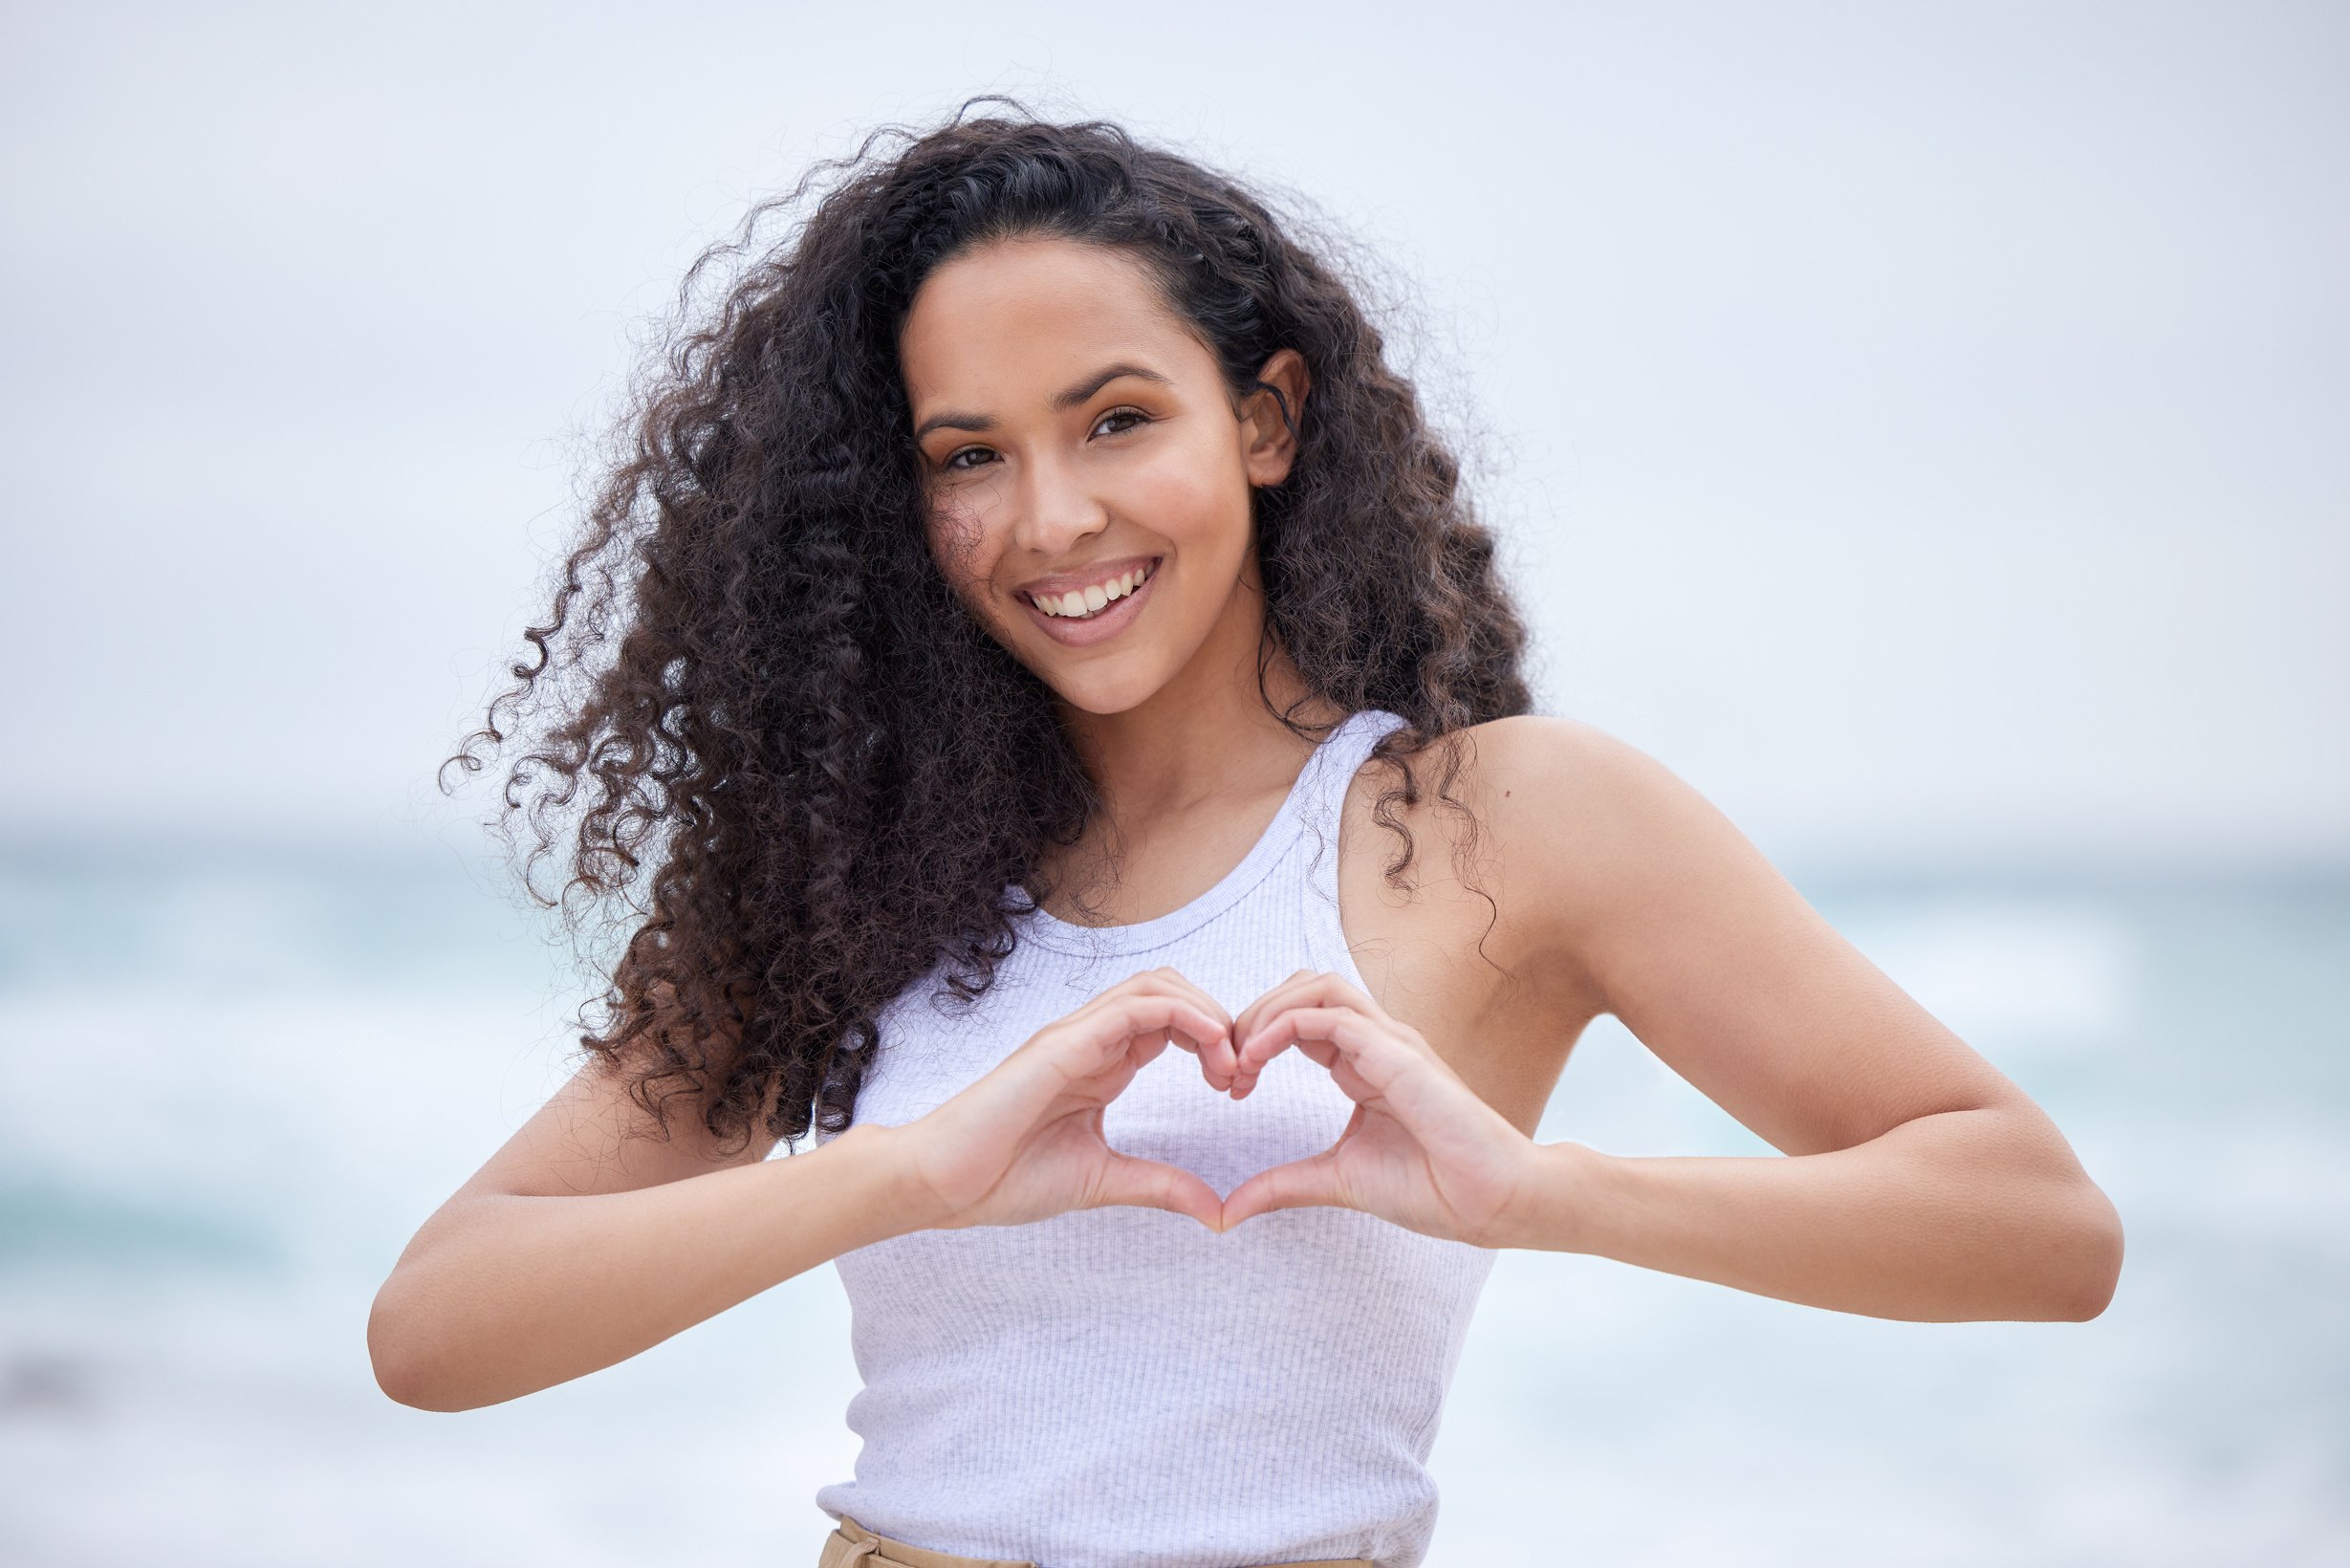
[1224,716,2124,1323]
[1488,716,2124,1322]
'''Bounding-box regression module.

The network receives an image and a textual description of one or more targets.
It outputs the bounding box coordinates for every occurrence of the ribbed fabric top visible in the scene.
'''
[801,708,1497,1568]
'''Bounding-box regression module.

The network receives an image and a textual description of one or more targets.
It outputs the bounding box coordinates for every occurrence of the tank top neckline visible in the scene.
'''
[1007,708,1391,959]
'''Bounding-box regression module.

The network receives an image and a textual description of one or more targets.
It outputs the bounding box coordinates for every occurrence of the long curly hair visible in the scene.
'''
[442,100,1537,1156]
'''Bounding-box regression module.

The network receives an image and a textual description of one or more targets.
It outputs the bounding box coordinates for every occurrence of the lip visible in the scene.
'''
[1019,556,1162,648]
[1017,554,1162,600]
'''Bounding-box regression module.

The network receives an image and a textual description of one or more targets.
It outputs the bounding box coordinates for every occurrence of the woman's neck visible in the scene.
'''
[1056,643,1348,827]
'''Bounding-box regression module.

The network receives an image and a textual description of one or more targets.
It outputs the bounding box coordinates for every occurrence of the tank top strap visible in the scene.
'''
[1292,708,1411,982]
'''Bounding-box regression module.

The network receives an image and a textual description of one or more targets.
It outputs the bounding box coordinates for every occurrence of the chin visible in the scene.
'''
[1040,666,1169,718]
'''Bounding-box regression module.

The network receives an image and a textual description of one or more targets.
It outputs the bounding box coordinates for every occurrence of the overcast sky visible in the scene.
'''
[2,1,2341,874]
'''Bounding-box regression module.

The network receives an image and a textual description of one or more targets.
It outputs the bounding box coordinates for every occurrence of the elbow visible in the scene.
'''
[367,1282,433,1410]
[2056,1183,2126,1322]
[368,1275,473,1413]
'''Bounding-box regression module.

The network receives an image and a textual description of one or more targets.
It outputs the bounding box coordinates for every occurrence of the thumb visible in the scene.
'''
[1090,1151,1225,1231]
[1220,1154,1345,1230]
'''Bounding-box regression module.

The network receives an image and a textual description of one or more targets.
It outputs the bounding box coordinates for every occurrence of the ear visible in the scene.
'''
[1239,348,1310,488]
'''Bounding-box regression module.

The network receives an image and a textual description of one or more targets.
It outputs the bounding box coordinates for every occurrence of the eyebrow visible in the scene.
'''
[911,361,1175,444]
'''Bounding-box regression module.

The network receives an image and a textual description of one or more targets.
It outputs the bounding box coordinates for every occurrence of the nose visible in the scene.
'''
[1008,446,1108,558]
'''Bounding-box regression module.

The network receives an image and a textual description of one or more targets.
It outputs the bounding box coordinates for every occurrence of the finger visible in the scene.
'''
[1227,971,1403,1097]
[1229,1000,1355,1095]
[1231,1005,1413,1101]
[1025,998,1224,1119]
[1090,1151,1226,1231]
[1140,965,1233,1028]
[1075,969,1225,1037]
[1083,971,1232,1064]
[1193,1018,1240,1093]
[1109,982,1240,1090]
[1091,993,1231,1078]
[1132,967,1238,1090]
[1111,965,1229,1027]
[1219,1152,1345,1230]
[1233,966,1392,1043]
[1226,969,1319,1071]
[1142,1007,1237,1092]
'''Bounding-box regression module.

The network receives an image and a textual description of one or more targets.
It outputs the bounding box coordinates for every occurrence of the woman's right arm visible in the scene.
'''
[369,968,1237,1413]
[366,1052,929,1413]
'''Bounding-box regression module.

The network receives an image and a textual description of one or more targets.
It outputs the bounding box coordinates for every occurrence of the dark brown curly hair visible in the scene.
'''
[442,99,1537,1157]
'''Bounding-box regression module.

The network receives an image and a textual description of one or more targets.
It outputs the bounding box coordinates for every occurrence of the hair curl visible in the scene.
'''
[442,98,1537,1157]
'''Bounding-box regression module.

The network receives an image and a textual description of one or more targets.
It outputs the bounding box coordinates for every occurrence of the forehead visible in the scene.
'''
[898,237,1205,407]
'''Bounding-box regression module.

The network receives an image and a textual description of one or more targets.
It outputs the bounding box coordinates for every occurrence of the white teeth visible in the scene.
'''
[1034,563,1150,619]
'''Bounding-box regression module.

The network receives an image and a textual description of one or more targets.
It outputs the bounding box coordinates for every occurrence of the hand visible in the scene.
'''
[896,967,1240,1232]
[1217,969,1543,1245]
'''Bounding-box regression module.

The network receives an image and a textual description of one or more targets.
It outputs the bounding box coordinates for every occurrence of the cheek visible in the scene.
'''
[1121,438,1250,551]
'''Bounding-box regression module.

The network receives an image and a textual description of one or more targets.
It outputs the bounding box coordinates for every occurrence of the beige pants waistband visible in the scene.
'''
[818,1513,1376,1568]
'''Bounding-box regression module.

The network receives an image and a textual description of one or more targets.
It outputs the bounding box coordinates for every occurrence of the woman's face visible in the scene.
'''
[899,235,1305,716]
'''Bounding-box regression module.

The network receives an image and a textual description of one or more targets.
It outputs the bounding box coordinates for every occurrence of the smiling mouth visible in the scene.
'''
[1020,557,1160,621]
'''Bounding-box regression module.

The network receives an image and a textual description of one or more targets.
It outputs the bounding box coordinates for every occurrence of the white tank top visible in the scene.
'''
[803,708,1498,1568]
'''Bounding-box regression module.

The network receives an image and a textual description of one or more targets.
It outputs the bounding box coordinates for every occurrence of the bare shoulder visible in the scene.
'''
[1431,710,1828,1017]
[1457,709,1677,803]
[1435,712,1706,965]
[1453,710,1662,818]
[1338,713,1675,993]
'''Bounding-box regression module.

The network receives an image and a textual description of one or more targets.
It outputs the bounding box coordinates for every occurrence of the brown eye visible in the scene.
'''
[1091,407,1149,439]
[942,446,996,472]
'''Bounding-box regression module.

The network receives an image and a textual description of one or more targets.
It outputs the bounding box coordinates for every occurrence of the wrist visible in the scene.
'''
[831,1122,950,1238]
[1492,1139,1616,1253]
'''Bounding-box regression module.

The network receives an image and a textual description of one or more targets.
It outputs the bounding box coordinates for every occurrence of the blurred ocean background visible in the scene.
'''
[4,2,2344,1564]
[1,847,2342,1564]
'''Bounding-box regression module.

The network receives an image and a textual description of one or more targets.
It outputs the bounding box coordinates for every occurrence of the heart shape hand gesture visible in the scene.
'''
[894,966,1547,1247]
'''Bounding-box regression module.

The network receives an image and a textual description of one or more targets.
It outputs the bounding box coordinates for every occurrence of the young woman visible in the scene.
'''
[369,105,2124,1568]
